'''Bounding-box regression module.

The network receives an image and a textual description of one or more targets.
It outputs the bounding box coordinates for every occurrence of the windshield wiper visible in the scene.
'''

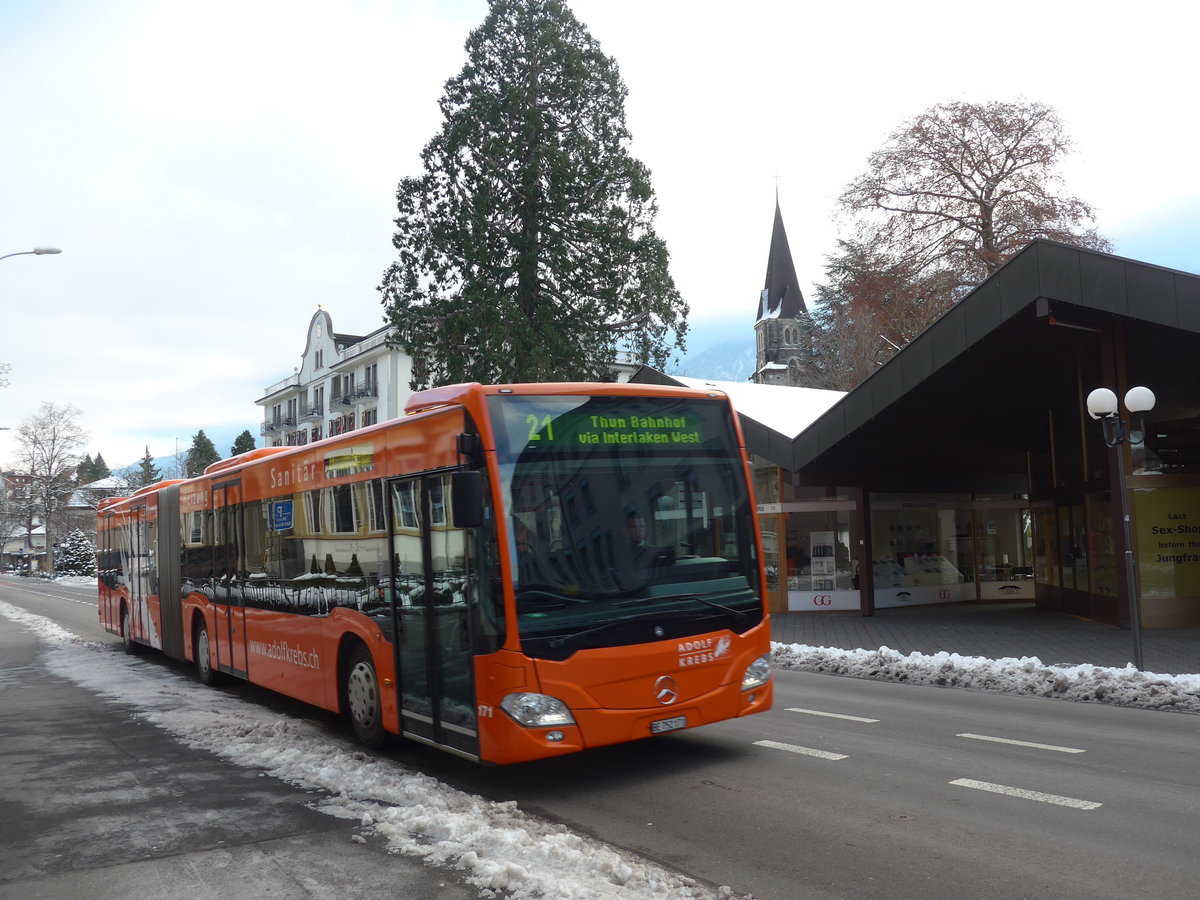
[661,592,754,622]
[515,587,588,612]
[546,611,665,650]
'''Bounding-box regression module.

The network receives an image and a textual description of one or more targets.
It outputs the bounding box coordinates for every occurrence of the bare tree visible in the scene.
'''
[839,99,1110,292]
[817,100,1112,388]
[14,401,87,572]
[814,240,965,389]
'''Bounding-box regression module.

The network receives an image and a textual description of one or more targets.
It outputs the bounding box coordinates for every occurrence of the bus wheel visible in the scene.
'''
[195,619,218,686]
[120,607,138,655]
[344,644,385,749]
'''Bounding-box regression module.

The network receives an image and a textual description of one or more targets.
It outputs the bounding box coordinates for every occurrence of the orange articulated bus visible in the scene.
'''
[97,382,772,764]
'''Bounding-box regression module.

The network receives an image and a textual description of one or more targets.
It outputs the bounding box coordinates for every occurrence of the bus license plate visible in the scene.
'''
[651,715,687,734]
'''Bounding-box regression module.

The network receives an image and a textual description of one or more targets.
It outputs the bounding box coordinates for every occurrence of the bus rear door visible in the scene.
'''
[388,474,479,760]
[211,480,249,678]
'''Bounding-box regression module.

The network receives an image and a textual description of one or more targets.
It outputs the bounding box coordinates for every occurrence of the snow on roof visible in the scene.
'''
[82,476,129,490]
[670,375,845,440]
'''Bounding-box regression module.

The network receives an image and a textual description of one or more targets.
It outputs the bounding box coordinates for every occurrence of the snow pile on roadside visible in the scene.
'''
[0,601,741,900]
[772,642,1200,713]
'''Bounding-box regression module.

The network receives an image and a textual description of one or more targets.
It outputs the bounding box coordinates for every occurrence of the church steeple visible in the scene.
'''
[756,196,806,322]
[753,197,818,387]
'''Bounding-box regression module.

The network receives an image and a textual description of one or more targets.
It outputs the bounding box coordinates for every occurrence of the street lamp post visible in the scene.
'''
[1085,385,1156,671]
[0,247,62,262]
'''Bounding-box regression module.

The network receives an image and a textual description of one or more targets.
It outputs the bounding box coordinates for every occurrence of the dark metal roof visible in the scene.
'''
[788,240,1200,492]
[756,199,807,322]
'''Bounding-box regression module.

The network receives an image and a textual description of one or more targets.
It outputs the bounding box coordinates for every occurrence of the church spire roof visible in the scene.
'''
[756,197,806,322]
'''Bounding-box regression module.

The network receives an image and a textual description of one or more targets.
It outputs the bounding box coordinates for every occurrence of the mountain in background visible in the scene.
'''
[667,314,756,382]
[670,340,756,382]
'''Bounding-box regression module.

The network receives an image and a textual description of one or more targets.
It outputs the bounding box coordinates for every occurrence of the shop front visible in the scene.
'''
[754,461,1033,614]
[639,241,1200,628]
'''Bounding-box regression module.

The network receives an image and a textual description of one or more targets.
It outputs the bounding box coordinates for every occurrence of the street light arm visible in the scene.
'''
[0,247,62,261]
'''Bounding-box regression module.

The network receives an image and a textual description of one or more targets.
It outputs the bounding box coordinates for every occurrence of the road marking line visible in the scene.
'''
[754,740,847,760]
[957,733,1085,753]
[949,778,1101,810]
[786,707,879,723]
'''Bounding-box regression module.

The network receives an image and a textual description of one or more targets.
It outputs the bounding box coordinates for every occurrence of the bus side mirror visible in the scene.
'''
[451,470,484,528]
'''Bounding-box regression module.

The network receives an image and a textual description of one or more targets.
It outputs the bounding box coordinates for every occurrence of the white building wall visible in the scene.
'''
[256,310,415,448]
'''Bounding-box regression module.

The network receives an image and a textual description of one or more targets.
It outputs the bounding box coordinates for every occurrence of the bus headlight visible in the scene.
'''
[741,653,772,691]
[500,692,576,728]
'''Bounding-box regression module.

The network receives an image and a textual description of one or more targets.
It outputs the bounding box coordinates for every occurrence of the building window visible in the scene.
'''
[304,490,322,534]
[328,484,359,534]
[362,409,377,427]
[366,479,387,532]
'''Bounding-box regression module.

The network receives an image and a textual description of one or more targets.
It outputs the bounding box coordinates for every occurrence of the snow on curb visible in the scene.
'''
[772,642,1200,713]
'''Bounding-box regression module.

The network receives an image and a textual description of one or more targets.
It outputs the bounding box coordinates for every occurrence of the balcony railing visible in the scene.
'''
[260,373,301,399]
[300,404,324,421]
[330,393,354,408]
[353,384,378,401]
[260,416,296,435]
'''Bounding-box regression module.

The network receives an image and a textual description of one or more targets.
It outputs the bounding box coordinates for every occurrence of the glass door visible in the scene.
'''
[388,474,478,759]
[211,480,248,677]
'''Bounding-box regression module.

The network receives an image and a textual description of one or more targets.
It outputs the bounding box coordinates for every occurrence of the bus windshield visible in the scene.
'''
[488,393,763,660]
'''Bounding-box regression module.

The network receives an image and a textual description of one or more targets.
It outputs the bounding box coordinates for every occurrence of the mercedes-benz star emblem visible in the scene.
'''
[654,675,679,705]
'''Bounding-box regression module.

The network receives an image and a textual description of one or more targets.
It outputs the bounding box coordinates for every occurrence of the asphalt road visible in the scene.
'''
[4,578,1200,899]
[0,577,475,900]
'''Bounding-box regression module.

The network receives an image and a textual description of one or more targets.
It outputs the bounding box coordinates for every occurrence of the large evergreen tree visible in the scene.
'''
[379,0,686,388]
[75,453,111,483]
[230,430,256,456]
[184,430,221,477]
[92,453,111,480]
[76,454,94,483]
[129,446,161,490]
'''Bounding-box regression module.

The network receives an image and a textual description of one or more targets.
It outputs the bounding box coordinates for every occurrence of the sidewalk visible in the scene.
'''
[770,602,1200,676]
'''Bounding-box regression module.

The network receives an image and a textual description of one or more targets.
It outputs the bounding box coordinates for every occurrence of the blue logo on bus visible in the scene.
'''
[271,500,294,531]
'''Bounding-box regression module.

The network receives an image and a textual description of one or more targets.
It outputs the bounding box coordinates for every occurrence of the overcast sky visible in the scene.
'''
[3,0,1198,469]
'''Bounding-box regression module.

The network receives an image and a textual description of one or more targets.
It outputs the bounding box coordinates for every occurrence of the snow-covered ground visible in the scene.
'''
[4,581,1199,899]
[771,642,1200,714]
[0,598,742,900]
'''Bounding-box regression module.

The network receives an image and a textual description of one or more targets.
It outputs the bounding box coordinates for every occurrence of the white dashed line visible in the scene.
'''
[949,778,1101,810]
[787,707,879,723]
[754,740,847,760]
[957,733,1085,753]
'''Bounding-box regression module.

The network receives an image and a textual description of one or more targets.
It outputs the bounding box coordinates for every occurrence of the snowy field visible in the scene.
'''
[4,584,1199,899]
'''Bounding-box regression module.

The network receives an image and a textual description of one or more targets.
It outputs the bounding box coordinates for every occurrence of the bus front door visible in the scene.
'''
[388,475,479,760]
[211,481,248,678]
